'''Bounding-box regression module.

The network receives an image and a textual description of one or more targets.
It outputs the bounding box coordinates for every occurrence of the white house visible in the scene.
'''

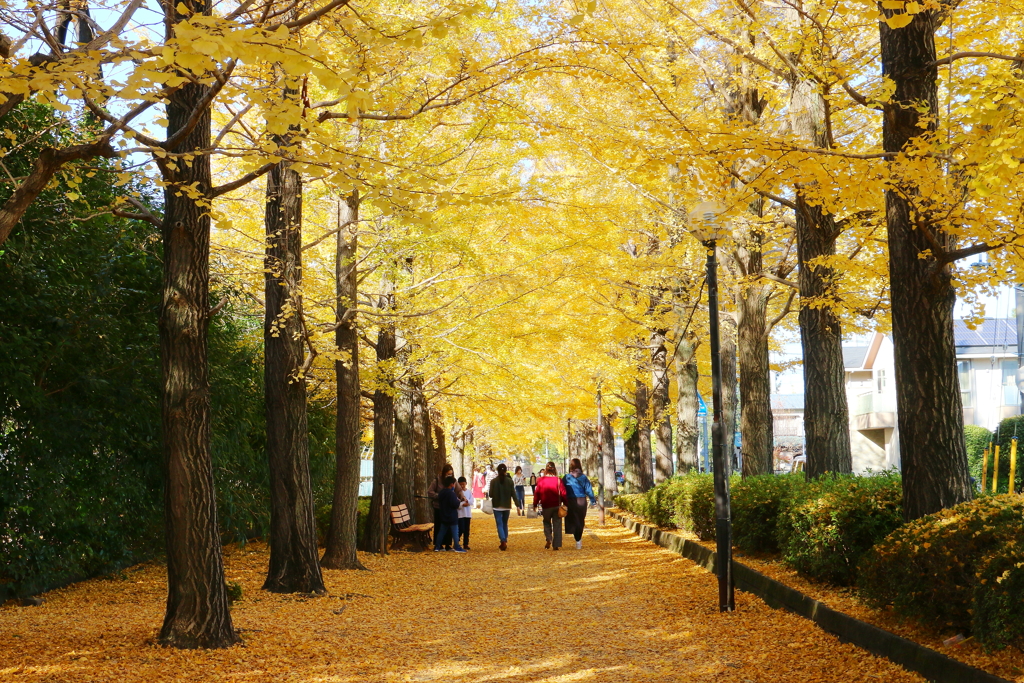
[772,318,1021,474]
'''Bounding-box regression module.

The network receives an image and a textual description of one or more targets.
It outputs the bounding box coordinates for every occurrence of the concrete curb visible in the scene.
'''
[611,511,1011,683]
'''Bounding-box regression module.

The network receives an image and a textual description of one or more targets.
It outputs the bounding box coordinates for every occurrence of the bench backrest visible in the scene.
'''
[390,504,413,530]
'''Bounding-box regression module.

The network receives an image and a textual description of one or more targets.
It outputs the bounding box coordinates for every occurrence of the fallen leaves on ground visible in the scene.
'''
[1,512,928,682]
[614,510,1024,683]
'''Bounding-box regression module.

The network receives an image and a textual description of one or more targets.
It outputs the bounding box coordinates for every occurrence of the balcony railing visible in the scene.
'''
[853,392,896,416]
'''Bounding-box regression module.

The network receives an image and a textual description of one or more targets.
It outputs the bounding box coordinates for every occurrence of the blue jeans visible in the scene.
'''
[515,486,525,509]
[494,510,511,542]
[434,522,463,551]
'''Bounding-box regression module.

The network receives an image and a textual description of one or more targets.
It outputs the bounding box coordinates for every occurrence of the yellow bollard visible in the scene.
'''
[992,443,1001,494]
[1011,437,1018,495]
[982,446,990,494]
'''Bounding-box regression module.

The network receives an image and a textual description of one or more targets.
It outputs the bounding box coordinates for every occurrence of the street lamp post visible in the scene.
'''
[689,201,735,612]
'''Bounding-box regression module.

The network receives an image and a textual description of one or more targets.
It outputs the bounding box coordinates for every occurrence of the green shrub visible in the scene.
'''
[986,417,1024,494]
[972,538,1024,650]
[731,474,804,553]
[965,424,992,489]
[778,471,902,585]
[316,496,372,547]
[858,494,1024,644]
[673,473,718,540]
[612,473,721,540]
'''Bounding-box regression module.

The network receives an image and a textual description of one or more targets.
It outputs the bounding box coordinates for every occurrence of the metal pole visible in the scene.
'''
[379,481,388,556]
[705,239,734,612]
[597,386,606,525]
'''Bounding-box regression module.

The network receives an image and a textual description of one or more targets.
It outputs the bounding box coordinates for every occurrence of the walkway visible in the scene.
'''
[0,511,924,682]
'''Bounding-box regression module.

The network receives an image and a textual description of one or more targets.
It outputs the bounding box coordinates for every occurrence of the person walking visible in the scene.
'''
[457,476,474,550]
[428,463,464,550]
[434,476,467,553]
[563,458,597,550]
[472,466,487,508]
[513,466,527,516]
[533,461,567,550]
[488,463,522,550]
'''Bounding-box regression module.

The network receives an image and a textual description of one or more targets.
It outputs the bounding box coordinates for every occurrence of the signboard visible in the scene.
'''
[697,393,708,416]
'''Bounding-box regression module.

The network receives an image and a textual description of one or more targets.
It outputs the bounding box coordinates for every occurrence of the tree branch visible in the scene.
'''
[0,137,115,247]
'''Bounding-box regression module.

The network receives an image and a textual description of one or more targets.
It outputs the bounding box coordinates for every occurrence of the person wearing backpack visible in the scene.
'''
[533,461,568,550]
[488,463,522,551]
[563,458,596,550]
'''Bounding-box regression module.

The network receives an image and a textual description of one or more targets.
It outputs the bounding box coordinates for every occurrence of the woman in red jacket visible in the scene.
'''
[532,461,567,550]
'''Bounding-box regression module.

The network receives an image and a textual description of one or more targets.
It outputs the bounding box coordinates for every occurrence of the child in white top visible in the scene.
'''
[457,476,474,551]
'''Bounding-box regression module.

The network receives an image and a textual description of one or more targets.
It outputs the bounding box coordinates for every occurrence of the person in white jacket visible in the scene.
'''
[457,476,475,551]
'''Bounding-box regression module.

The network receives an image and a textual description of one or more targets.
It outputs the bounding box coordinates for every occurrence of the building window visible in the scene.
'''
[958,361,972,407]
[1002,360,1019,406]
[875,369,887,393]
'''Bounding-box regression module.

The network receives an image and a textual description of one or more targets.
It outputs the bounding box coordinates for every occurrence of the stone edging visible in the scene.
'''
[610,510,1011,683]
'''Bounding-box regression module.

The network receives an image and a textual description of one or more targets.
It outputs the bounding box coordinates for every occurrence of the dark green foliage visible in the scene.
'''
[964,424,992,491]
[613,473,722,540]
[0,103,340,599]
[0,104,165,599]
[989,417,1024,494]
[858,494,1024,648]
[777,472,902,585]
[226,580,244,604]
[971,538,1024,651]
[731,474,804,554]
[316,496,371,547]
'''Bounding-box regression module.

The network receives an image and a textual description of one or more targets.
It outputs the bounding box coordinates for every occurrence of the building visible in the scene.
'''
[772,318,1022,475]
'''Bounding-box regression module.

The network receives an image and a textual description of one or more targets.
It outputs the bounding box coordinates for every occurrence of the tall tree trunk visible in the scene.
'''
[674,334,700,474]
[584,420,600,475]
[601,413,617,499]
[623,418,641,494]
[636,380,656,488]
[392,376,415,510]
[362,324,396,552]
[651,331,674,481]
[880,11,972,520]
[158,0,236,646]
[788,79,853,478]
[433,417,448,469]
[737,278,774,477]
[321,193,365,570]
[412,380,431,522]
[721,316,738,476]
[262,119,325,594]
[450,429,464,480]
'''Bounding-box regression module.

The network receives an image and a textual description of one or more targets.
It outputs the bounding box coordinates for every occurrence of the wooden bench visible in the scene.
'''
[390,504,433,551]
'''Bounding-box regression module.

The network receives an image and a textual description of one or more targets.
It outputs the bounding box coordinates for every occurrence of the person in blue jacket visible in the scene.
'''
[563,458,597,550]
[434,476,467,552]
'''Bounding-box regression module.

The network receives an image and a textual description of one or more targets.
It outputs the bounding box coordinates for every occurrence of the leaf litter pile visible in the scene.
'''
[1,512,927,683]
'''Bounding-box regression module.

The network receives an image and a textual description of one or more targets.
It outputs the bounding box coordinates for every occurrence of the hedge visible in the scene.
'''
[776,471,903,586]
[859,494,1024,649]
[731,473,804,554]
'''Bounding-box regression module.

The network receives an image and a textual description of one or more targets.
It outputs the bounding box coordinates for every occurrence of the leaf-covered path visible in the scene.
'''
[1,512,924,682]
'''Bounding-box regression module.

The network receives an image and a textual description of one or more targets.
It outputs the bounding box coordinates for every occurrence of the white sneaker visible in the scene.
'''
[576,541,582,550]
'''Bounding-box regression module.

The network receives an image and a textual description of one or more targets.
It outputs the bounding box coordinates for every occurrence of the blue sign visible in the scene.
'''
[697,393,707,416]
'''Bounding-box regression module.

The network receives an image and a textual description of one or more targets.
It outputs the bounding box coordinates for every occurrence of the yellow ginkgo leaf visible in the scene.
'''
[885,12,914,27]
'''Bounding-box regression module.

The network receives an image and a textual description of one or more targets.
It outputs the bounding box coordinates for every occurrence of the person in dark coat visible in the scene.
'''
[434,476,467,552]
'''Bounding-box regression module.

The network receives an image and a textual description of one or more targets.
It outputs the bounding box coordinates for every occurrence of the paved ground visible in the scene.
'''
[0,510,925,682]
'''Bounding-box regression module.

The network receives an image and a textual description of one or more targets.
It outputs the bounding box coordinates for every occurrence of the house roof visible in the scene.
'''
[772,394,804,411]
[954,318,1017,349]
[843,346,868,369]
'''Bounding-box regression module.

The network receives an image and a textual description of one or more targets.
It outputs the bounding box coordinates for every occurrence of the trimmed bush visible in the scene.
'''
[971,538,1024,650]
[778,472,902,585]
[965,424,992,490]
[674,473,717,540]
[858,494,1024,646]
[731,474,804,553]
[612,473,724,540]
[989,416,1024,494]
